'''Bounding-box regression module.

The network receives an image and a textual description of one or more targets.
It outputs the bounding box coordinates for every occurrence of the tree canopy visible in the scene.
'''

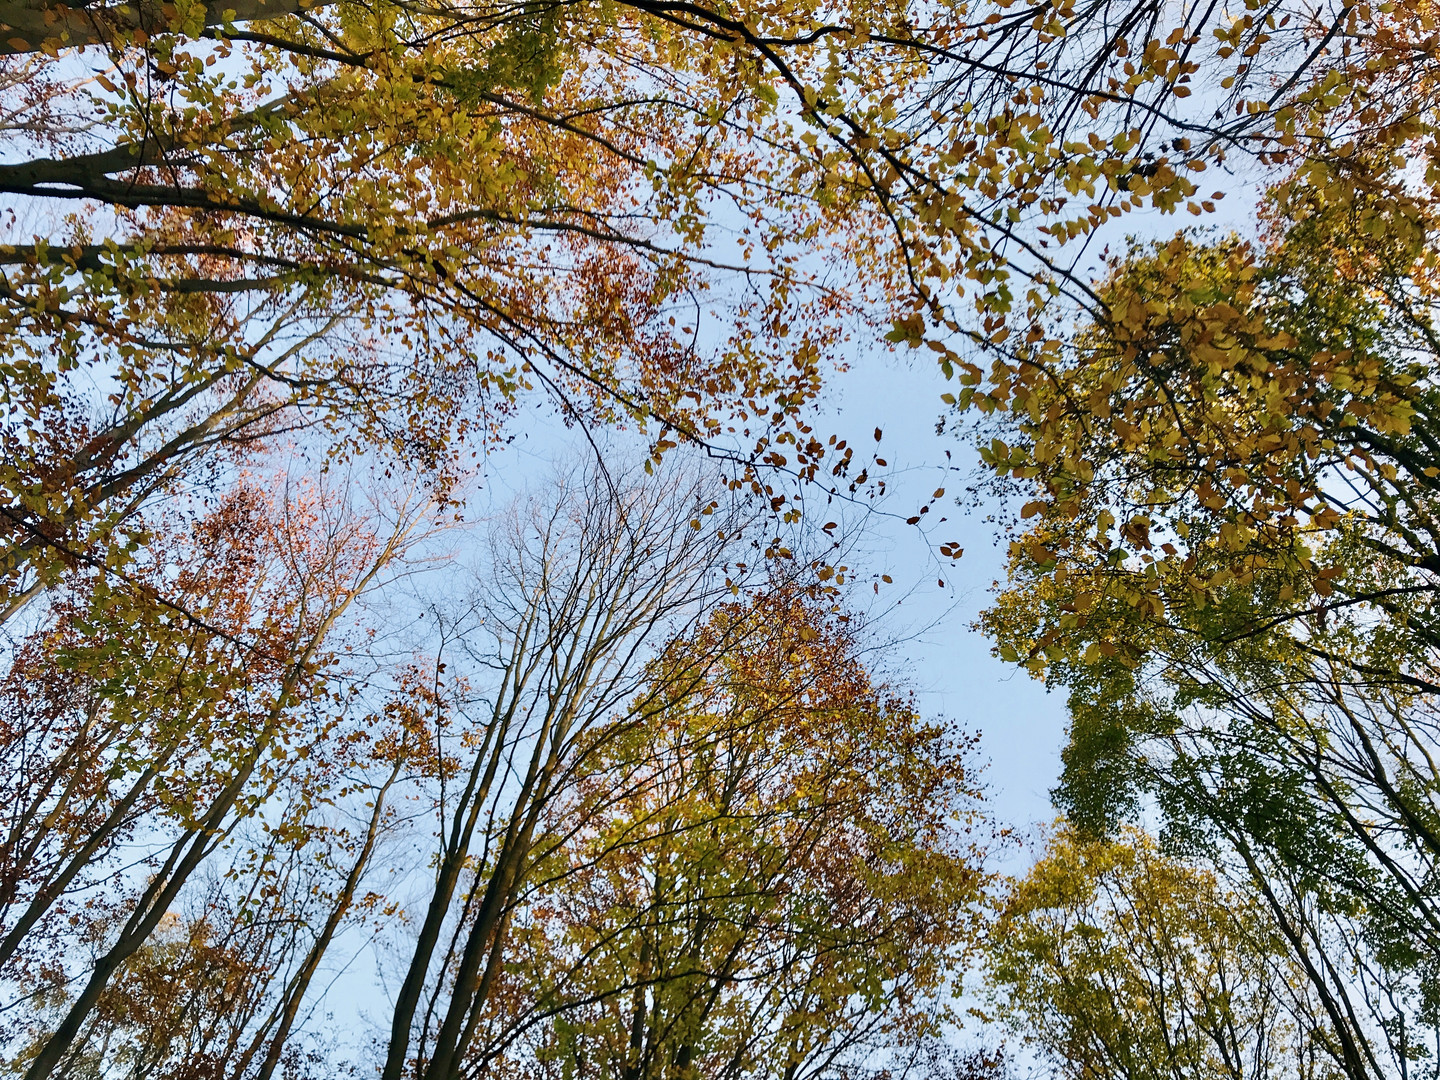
[7,0,1440,1077]
[970,7,1440,1077]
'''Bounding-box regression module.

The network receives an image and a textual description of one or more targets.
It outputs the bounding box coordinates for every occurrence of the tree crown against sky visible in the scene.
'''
[6,0,1440,1079]
[966,7,1440,1076]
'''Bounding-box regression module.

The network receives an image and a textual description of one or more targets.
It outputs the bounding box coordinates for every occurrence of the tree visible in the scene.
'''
[988,827,1331,1080]
[367,463,775,1080]
[472,589,986,1080]
[969,9,1440,1073]
[1,471,432,1080]
[0,0,902,626]
[0,0,1398,631]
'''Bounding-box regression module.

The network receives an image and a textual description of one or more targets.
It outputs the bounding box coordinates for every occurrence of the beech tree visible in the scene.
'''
[473,589,985,1080]
[369,466,763,1080]
[969,8,1440,1075]
[0,0,1391,632]
[2,471,431,1079]
[988,828,1329,1080]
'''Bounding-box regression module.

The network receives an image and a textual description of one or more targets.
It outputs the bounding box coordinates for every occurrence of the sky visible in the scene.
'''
[802,161,1274,847]
[817,353,1069,843]
[476,350,1069,845]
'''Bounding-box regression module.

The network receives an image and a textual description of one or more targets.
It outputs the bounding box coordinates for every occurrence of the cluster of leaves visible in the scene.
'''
[0,0,905,624]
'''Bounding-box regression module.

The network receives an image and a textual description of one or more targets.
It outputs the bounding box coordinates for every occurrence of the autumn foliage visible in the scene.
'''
[6,0,1440,1076]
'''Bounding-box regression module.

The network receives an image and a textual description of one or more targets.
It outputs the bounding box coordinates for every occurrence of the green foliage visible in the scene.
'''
[444,2,565,105]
